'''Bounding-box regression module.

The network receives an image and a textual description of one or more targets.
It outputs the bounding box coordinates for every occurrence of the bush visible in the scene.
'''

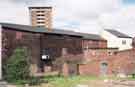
[3,47,30,82]
[28,77,45,86]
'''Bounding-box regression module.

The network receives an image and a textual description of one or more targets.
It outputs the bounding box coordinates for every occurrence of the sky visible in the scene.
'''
[0,0,135,36]
[123,0,135,4]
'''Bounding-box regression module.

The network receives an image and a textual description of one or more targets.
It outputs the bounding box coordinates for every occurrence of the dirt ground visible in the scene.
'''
[86,80,135,87]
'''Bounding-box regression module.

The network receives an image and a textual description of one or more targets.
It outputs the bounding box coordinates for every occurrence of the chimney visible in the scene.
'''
[29,6,52,30]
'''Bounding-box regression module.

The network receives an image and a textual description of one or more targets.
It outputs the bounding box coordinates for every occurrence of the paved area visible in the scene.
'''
[7,85,16,87]
[87,80,135,87]
[73,80,135,87]
[108,80,135,87]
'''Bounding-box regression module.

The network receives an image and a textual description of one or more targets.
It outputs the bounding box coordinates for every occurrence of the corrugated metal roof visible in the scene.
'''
[105,29,132,38]
[0,23,105,40]
[0,23,81,36]
[78,33,105,40]
[29,6,52,9]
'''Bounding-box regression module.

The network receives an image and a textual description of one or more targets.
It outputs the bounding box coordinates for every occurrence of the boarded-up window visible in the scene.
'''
[16,32,22,39]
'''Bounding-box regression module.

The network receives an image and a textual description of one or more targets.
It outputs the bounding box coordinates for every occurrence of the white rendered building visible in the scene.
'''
[100,29,133,51]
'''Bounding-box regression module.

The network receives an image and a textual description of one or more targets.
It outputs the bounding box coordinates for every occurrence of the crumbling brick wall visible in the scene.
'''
[79,48,135,76]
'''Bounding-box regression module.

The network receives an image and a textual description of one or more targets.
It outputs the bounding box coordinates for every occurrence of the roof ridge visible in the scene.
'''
[104,29,132,38]
[0,23,106,40]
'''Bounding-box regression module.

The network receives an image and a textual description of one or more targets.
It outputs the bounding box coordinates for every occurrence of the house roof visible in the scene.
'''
[105,29,132,38]
[0,23,81,36]
[0,23,105,40]
[29,6,52,9]
[77,32,105,41]
[133,37,135,47]
[84,47,118,50]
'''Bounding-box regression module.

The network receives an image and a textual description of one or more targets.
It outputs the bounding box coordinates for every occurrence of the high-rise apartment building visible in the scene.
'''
[29,7,52,30]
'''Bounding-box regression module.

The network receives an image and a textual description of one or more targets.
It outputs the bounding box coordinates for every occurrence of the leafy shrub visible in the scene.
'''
[3,47,30,82]
[132,74,135,78]
[28,77,45,86]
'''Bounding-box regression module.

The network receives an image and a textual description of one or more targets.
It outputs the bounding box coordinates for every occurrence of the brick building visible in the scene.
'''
[0,23,108,76]
[1,23,134,77]
[101,29,133,51]
[29,7,52,29]
[0,6,134,78]
[78,30,135,76]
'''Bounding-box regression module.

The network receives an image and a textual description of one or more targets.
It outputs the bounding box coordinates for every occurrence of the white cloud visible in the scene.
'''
[0,0,135,36]
[99,5,135,36]
[0,0,29,25]
[53,0,122,33]
[52,0,122,22]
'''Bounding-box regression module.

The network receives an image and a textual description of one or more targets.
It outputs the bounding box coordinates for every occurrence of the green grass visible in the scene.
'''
[127,76,135,80]
[12,75,135,87]
[43,75,135,87]
[43,75,105,87]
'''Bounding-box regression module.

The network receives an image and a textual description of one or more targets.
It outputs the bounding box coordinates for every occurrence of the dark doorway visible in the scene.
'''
[68,63,78,76]
[100,62,108,76]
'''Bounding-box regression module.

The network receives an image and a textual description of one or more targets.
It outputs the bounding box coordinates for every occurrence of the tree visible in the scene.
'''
[3,47,30,82]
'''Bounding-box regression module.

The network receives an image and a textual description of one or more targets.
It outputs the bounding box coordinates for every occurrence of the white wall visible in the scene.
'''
[118,38,132,50]
[100,30,133,50]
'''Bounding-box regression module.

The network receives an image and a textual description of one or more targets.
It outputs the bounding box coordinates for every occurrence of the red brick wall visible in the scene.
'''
[62,63,69,76]
[79,49,116,76]
[79,61,100,76]
[83,49,117,62]
[2,27,84,75]
[79,49,135,76]
[41,34,83,72]
[82,40,107,49]
[111,49,135,75]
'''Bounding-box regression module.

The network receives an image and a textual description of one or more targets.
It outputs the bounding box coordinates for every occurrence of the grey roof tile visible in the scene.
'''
[0,23,81,36]
[105,29,132,38]
[77,32,105,40]
[0,23,105,40]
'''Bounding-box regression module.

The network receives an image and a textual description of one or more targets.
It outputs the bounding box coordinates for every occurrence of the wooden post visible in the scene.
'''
[62,62,69,77]
[0,25,2,80]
